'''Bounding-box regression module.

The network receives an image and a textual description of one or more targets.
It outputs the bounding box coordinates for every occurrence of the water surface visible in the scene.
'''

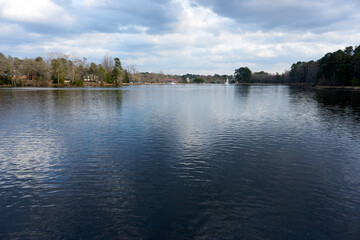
[0,85,360,239]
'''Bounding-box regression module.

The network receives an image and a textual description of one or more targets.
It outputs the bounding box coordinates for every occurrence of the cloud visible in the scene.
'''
[71,0,180,34]
[1,0,360,74]
[192,0,360,32]
[0,0,180,35]
[0,0,74,25]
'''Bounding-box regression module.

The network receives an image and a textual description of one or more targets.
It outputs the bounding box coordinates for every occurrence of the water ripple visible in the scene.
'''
[0,86,360,239]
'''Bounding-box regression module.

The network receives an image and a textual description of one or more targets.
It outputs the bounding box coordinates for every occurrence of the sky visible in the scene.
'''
[1,0,360,75]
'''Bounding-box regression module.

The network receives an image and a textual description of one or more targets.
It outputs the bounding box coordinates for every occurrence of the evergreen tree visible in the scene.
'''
[235,67,252,83]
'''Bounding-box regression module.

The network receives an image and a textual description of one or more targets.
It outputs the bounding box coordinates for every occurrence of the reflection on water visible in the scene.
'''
[0,85,360,239]
[314,89,360,124]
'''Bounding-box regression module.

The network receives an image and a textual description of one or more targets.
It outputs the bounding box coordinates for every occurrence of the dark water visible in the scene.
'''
[0,85,360,239]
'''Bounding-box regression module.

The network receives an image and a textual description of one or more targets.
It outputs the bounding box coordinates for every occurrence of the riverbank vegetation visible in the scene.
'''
[235,44,360,86]
[0,52,233,87]
[0,53,146,87]
[1,44,359,87]
[0,53,235,87]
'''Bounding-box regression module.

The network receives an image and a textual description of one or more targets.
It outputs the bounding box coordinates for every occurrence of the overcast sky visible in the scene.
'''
[1,0,360,75]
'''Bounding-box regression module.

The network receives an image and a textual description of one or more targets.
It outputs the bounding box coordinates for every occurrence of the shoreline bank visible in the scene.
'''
[1,83,360,91]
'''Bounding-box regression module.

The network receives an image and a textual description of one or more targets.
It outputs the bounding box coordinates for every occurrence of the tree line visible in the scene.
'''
[2,44,359,87]
[0,52,233,86]
[235,45,360,86]
[0,53,136,87]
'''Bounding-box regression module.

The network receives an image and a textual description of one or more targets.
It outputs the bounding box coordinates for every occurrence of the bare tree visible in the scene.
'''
[102,55,114,72]
[0,53,7,74]
[126,64,140,83]
[47,53,70,84]
[47,52,69,65]
[70,56,87,82]
[34,57,49,81]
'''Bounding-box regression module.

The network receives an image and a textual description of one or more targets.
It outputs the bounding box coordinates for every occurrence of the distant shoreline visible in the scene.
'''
[315,86,360,91]
[1,83,360,91]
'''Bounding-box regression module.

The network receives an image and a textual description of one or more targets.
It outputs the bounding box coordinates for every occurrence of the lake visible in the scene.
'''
[0,85,360,239]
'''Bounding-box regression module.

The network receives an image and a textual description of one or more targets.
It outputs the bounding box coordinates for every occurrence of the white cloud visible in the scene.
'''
[1,0,360,75]
[173,0,231,34]
[0,22,23,36]
[0,0,74,25]
[82,0,96,8]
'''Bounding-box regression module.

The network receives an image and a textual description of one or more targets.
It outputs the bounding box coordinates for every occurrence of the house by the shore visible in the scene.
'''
[84,74,99,83]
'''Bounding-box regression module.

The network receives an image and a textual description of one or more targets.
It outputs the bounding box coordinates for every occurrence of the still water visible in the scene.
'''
[0,85,359,239]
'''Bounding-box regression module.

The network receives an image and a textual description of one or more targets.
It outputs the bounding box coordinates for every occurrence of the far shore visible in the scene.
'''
[1,83,360,91]
[315,86,360,91]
